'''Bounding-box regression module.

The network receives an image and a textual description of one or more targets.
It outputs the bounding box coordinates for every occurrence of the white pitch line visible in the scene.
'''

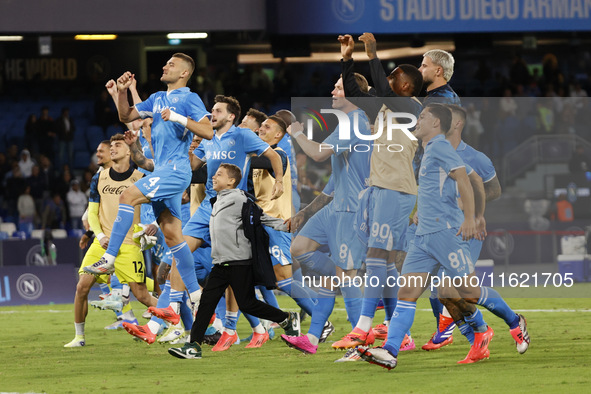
[331,308,591,313]
[0,309,72,314]
[2,308,591,314]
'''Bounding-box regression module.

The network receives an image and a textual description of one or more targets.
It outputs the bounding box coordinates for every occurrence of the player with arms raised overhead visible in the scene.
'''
[84,54,213,315]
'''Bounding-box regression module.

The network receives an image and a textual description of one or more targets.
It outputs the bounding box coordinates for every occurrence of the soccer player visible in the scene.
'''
[417,47,461,346]
[80,134,142,329]
[148,95,285,350]
[167,164,299,359]
[426,104,529,358]
[331,33,423,356]
[64,135,157,347]
[241,108,301,214]
[274,109,301,214]
[357,104,526,370]
[281,75,372,354]
[84,54,214,318]
[239,108,267,134]
[419,49,461,106]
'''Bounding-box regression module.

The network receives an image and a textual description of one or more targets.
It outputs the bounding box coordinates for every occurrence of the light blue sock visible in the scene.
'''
[456,319,475,345]
[180,291,193,329]
[257,286,279,308]
[225,311,239,331]
[105,204,135,256]
[292,267,303,282]
[360,257,387,319]
[170,242,199,294]
[464,308,488,333]
[243,311,261,329]
[169,289,184,304]
[383,300,417,357]
[429,290,443,328]
[215,296,226,325]
[294,251,336,277]
[383,264,399,321]
[341,281,362,329]
[99,283,110,295]
[110,273,122,291]
[308,288,336,338]
[291,268,319,300]
[150,281,170,326]
[277,277,317,316]
[478,287,520,329]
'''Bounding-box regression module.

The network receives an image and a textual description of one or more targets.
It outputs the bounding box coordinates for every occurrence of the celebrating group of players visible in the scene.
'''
[64,32,530,371]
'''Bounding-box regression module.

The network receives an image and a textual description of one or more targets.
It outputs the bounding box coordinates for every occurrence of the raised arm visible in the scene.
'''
[358,33,395,98]
[339,35,373,100]
[161,109,214,140]
[116,72,142,123]
[286,122,333,162]
[128,77,142,106]
[450,167,476,241]
[106,78,141,131]
[123,130,154,172]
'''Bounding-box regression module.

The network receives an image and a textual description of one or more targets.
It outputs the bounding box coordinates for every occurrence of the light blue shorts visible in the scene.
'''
[402,228,474,278]
[299,206,365,270]
[265,225,292,267]
[182,198,213,245]
[136,163,191,221]
[367,188,416,251]
[469,239,483,262]
[194,246,212,285]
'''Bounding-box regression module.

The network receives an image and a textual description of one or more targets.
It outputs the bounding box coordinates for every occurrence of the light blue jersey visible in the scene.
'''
[322,108,371,212]
[184,125,270,244]
[194,125,270,199]
[455,140,496,261]
[455,140,496,183]
[416,134,466,236]
[322,174,334,196]
[135,87,210,171]
[278,133,300,212]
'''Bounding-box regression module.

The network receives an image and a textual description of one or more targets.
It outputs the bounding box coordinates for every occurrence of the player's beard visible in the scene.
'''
[213,117,229,131]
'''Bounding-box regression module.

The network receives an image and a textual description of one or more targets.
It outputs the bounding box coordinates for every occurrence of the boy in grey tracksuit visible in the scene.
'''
[169,163,300,359]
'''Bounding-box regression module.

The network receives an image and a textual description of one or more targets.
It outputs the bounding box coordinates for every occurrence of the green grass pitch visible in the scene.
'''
[1,287,590,393]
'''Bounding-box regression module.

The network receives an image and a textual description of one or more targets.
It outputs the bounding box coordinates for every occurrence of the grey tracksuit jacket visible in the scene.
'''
[209,188,288,266]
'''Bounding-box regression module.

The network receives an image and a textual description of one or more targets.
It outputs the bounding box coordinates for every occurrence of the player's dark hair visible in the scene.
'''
[446,104,467,122]
[214,95,241,125]
[425,103,452,134]
[246,108,268,127]
[275,109,296,128]
[398,64,424,97]
[172,53,195,79]
[268,115,287,134]
[110,133,126,143]
[100,140,111,146]
[219,163,242,188]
